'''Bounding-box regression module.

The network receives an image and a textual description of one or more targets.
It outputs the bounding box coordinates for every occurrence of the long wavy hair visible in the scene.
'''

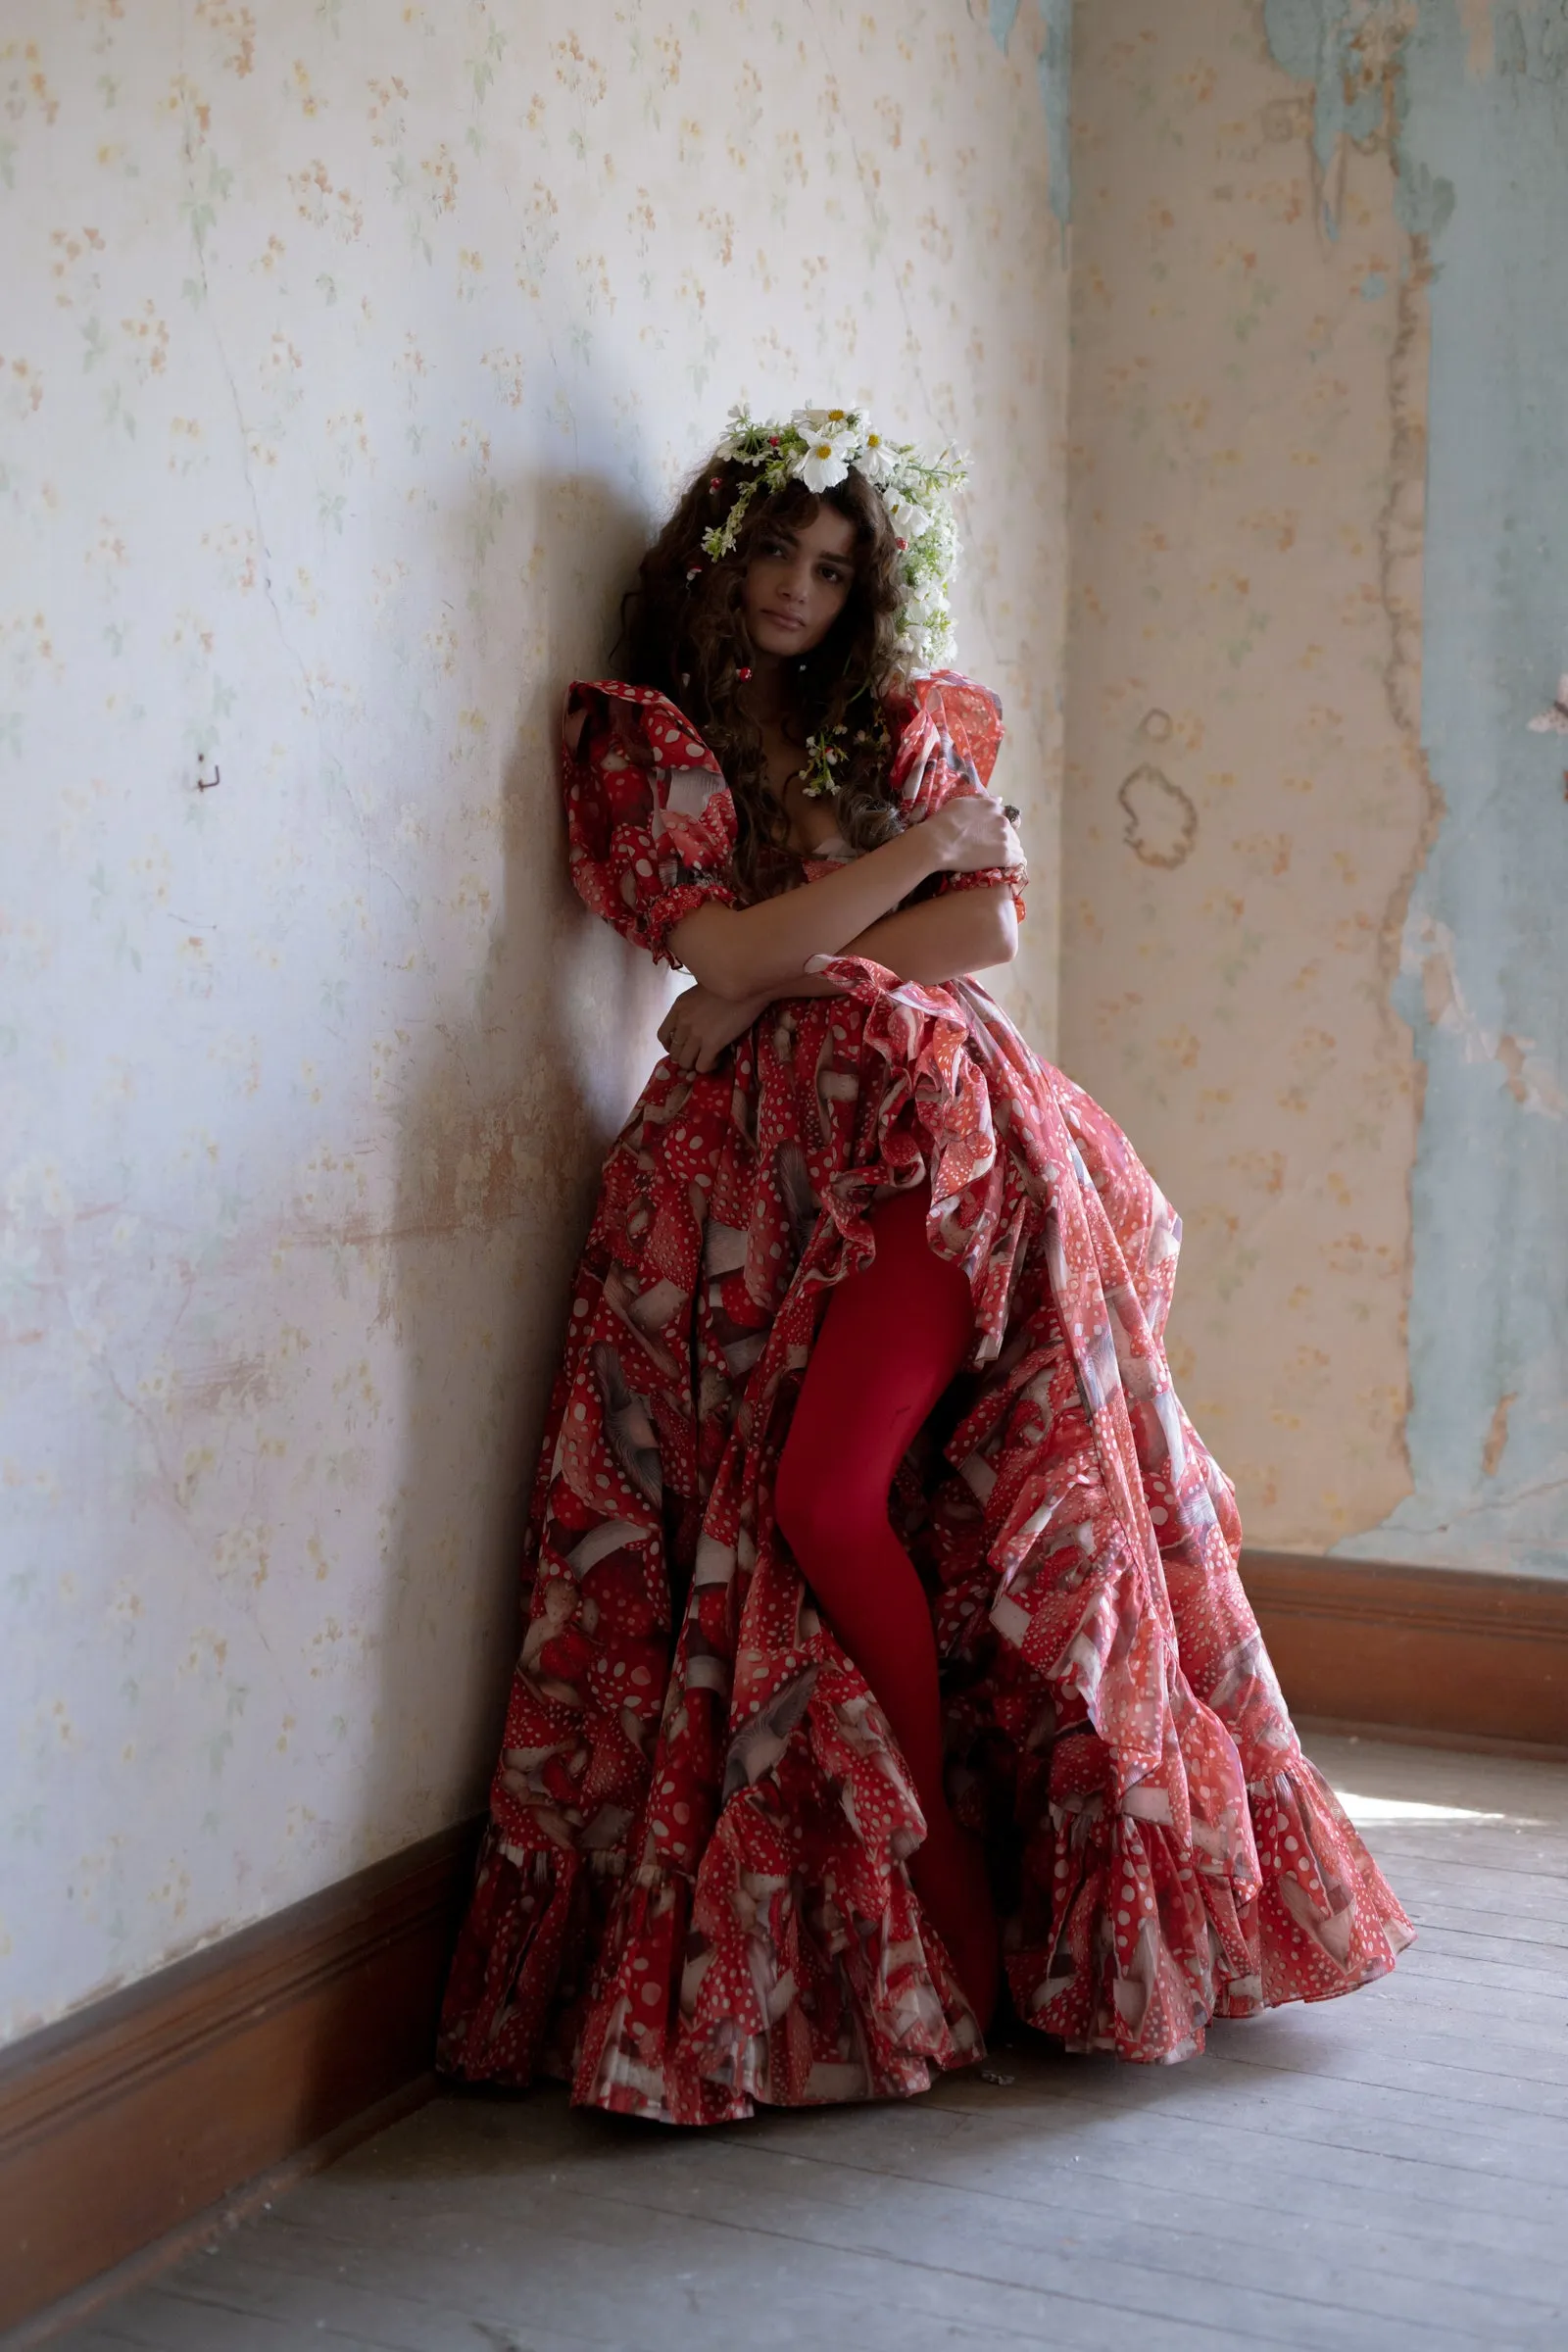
[615,457,910,901]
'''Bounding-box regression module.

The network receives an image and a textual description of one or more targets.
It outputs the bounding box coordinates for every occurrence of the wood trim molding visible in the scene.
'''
[1240,1549,1568,1756]
[0,1815,482,2340]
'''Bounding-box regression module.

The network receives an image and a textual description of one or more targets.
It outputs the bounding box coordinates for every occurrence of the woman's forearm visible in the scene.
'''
[840,886,1017,982]
[734,887,1017,1015]
[703,889,1018,1046]
[666,827,940,999]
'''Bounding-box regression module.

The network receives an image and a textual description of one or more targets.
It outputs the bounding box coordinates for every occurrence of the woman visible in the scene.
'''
[440,406,1410,2125]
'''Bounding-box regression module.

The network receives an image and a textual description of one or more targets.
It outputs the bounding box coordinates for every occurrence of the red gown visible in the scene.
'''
[439,671,1411,2124]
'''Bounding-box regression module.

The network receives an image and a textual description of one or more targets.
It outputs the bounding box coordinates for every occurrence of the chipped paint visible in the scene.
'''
[990,0,1073,222]
[1481,1389,1516,1479]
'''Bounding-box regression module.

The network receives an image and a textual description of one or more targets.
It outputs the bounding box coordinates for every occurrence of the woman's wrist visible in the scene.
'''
[884,822,940,890]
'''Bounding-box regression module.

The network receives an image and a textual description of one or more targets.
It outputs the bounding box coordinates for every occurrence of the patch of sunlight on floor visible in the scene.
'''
[1332,1789,1541,1827]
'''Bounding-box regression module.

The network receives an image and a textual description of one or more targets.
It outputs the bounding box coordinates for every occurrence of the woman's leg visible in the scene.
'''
[773,1184,999,2026]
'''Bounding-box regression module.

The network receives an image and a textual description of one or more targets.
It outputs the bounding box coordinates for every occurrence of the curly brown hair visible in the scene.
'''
[615,456,910,901]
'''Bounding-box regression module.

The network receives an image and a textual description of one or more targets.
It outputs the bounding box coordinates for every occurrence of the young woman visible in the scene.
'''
[440,407,1410,2125]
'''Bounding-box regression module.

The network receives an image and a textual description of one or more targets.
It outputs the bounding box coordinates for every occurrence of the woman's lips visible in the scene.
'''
[760,609,805,631]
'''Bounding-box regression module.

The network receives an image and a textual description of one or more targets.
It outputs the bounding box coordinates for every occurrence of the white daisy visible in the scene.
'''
[795,434,852,492]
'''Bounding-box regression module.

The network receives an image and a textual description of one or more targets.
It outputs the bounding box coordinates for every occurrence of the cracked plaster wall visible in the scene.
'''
[1061,0,1567,1577]
[0,3,1068,2042]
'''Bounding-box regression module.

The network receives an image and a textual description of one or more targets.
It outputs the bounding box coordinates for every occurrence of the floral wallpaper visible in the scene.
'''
[1060,0,1432,1553]
[0,2,1068,2041]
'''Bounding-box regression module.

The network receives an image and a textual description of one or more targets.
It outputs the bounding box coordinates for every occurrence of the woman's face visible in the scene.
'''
[742,503,858,662]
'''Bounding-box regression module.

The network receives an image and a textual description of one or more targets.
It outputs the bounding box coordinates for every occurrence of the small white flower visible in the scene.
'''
[795,436,852,492]
[793,404,855,443]
[858,429,897,484]
[885,489,933,541]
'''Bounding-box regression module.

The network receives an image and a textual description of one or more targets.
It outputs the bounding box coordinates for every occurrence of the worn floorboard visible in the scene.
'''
[40,1736,1568,2352]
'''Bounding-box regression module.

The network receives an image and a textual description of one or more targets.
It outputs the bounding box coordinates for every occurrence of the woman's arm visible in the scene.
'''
[658,886,1018,1072]
[841,883,1017,982]
[666,795,1020,1000]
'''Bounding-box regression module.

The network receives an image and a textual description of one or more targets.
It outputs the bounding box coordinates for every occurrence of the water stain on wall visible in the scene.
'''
[1117,763,1199,868]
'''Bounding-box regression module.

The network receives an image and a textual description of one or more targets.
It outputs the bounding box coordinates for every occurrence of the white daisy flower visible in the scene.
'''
[795,434,852,492]
[793,405,857,444]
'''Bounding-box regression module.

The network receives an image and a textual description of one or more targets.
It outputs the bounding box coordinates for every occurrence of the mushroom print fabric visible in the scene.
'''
[438,672,1412,2123]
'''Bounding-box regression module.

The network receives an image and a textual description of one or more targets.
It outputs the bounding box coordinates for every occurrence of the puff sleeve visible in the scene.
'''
[562,681,740,967]
[886,671,1027,921]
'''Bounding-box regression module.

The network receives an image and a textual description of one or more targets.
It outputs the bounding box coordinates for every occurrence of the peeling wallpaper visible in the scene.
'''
[0,2,1068,2043]
[1061,0,1566,1577]
[1346,0,1568,1574]
[989,0,1073,222]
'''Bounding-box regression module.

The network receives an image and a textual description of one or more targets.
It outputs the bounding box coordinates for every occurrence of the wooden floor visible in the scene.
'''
[46,1737,1568,2351]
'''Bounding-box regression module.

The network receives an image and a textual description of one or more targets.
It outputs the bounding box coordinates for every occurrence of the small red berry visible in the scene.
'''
[737,665,753,682]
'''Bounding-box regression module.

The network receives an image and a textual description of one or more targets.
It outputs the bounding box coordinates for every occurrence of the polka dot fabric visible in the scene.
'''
[438,675,1411,2122]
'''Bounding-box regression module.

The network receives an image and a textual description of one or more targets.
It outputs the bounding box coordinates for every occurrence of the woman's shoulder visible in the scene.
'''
[889,668,1003,734]
[884,669,1004,791]
[564,679,722,774]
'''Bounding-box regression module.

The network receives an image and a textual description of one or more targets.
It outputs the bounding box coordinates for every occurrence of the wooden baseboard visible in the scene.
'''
[1240,1549,1568,1756]
[0,1816,482,2339]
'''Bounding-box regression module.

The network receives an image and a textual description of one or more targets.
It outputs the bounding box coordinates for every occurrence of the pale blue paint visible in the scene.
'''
[1359,270,1388,300]
[1262,3,1568,1575]
[989,0,1072,223]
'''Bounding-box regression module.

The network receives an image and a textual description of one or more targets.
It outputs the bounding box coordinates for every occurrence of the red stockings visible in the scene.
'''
[774,1183,1000,2029]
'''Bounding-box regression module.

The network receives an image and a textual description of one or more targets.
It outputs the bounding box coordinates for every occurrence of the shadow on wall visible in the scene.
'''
[368,469,662,1891]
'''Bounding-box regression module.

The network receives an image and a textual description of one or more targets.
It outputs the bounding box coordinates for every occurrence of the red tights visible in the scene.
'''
[774,1185,1000,2028]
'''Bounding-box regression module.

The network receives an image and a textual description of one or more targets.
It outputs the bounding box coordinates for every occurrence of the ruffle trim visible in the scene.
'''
[973,1463,1414,2061]
[443,1642,980,2122]
[1008,1722,1415,2062]
[808,956,1026,1361]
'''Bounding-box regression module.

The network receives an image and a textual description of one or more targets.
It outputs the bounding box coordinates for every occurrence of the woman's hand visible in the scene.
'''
[920,793,1025,875]
[658,983,771,1074]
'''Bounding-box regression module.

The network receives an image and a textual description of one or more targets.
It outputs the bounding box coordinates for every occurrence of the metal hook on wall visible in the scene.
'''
[195,754,221,793]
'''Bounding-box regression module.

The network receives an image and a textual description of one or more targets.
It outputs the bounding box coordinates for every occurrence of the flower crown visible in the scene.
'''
[700,404,967,676]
